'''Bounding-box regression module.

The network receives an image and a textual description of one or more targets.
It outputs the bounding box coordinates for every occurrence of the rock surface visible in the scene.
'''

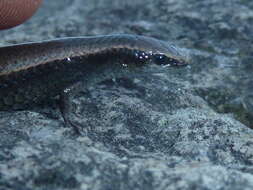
[1,0,253,189]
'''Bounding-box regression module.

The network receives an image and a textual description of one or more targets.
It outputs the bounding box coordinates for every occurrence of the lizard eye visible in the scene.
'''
[152,54,187,66]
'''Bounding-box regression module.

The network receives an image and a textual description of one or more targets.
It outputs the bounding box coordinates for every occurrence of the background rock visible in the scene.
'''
[0,0,253,189]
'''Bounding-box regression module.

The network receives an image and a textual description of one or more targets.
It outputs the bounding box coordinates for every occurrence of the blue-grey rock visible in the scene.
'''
[1,0,253,189]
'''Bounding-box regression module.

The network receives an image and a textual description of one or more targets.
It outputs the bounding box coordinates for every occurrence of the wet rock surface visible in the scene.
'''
[1,0,253,189]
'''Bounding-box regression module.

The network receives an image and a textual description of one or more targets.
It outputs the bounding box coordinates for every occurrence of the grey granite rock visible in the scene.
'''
[1,0,253,189]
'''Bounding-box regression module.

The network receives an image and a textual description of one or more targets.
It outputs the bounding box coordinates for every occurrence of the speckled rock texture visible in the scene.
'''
[1,0,253,189]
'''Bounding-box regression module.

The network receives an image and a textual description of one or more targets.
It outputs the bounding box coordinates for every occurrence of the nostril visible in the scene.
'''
[0,0,43,30]
[172,59,188,66]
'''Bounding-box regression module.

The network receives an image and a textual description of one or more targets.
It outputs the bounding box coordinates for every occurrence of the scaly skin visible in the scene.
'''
[0,34,188,110]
